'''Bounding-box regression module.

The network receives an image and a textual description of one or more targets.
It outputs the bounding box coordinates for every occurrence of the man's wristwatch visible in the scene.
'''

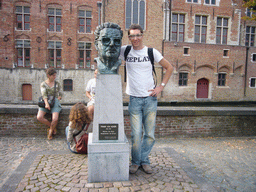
[161,83,166,87]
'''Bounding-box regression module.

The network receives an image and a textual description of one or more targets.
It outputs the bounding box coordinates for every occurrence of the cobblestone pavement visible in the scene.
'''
[0,136,255,192]
[156,136,256,192]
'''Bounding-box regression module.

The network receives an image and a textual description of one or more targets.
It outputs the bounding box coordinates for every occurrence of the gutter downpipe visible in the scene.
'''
[102,0,105,23]
[161,40,164,98]
[244,46,249,97]
[97,1,102,25]
[161,0,171,98]
[169,0,172,41]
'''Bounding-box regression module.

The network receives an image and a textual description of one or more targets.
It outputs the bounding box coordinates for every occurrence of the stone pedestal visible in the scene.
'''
[88,74,129,183]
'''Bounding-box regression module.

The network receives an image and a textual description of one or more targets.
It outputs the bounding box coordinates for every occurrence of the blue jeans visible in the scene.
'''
[65,126,78,154]
[128,96,157,166]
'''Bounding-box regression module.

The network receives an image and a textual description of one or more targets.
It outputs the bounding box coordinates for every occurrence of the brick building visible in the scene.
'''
[0,0,100,104]
[0,0,255,104]
[1,0,99,69]
[104,0,256,102]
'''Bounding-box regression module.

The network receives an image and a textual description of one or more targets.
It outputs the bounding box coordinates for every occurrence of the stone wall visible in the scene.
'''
[1,105,256,138]
[0,68,94,104]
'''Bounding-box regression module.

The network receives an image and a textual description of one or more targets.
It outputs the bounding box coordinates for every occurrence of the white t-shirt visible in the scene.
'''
[120,45,163,97]
[86,78,96,101]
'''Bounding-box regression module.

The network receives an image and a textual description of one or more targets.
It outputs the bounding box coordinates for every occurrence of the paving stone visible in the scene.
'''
[104,182,114,188]
[62,186,72,192]
[85,183,94,188]
[80,188,89,192]
[31,186,40,192]
[70,188,80,192]
[119,187,131,192]
[150,187,161,192]
[15,186,25,192]
[113,182,122,188]
[40,187,50,192]
[75,183,85,188]
[94,183,104,188]
[122,181,132,187]
[130,186,142,192]
[98,189,108,192]
[108,187,119,192]
[1,136,256,192]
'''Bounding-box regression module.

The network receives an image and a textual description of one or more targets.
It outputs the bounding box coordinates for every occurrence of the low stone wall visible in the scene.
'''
[0,104,256,138]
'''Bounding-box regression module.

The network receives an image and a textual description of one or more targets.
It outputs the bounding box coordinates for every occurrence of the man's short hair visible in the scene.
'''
[128,24,143,36]
[94,22,123,44]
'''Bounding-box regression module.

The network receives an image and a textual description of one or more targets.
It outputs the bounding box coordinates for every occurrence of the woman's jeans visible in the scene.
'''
[65,126,78,154]
[128,96,157,166]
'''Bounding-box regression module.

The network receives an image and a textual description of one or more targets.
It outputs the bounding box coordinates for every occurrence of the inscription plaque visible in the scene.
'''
[99,124,118,140]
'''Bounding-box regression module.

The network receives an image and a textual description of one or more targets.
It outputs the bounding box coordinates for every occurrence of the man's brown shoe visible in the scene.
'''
[129,165,139,174]
[141,164,153,174]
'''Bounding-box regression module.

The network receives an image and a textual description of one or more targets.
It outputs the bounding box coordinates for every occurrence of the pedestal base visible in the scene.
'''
[88,133,129,183]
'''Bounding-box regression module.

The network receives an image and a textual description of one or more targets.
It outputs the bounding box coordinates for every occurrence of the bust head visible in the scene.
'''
[94,23,123,73]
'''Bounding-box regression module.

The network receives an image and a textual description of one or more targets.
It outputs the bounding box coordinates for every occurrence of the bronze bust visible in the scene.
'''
[94,23,123,74]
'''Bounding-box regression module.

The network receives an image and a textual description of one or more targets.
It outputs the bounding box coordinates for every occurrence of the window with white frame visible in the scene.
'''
[223,49,229,57]
[246,26,255,47]
[78,10,92,33]
[252,53,256,62]
[216,17,228,44]
[218,73,226,86]
[250,77,256,88]
[246,8,256,18]
[16,40,30,67]
[48,8,62,32]
[184,47,190,55]
[179,72,188,86]
[187,0,198,3]
[205,0,215,5]
[171,13,185,42]
[78,42,92,68]
[125,0,146,30]
[16,6,30,30]
[195,15,207,43]
[48,41,62,68]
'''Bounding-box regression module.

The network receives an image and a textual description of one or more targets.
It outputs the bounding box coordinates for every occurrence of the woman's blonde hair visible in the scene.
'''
[69,102,91,130]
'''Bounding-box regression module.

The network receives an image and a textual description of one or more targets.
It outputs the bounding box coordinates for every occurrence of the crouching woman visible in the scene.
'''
[66,102,91,153]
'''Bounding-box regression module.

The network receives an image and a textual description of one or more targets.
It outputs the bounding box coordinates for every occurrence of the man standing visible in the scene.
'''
[120,24,174,174]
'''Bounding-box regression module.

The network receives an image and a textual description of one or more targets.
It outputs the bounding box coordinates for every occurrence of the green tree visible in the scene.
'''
[243,0,256,20]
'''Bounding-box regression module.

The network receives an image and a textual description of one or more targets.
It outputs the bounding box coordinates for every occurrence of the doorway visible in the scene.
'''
[196,78,209,98]
[22,84,32,100]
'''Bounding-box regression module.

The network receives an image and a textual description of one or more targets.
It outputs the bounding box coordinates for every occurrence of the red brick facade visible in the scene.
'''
[1,107,256,137]
[0,0,99,69]
[102,0,256,101]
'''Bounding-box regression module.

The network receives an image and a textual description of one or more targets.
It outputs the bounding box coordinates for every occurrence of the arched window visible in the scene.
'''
[16,40,30,67]
[125,0,145,30]
[78,42,92,68]
[48,41,62,68]
[48,7,62,32]
[15,5,30,30]
[78,9,92,33]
